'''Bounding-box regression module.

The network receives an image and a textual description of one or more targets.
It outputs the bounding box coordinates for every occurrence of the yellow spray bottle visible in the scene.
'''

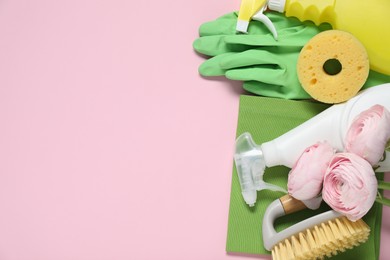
[266,0,390,75]
[236,0,278,39]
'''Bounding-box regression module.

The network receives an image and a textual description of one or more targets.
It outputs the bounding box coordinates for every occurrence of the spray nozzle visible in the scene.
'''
[236,0,278,40]
[234,132,287,207]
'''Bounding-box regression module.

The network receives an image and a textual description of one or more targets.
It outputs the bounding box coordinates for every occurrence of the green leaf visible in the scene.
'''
[378,180,390,190]
[376,197,390,207]
[385,139,390,153]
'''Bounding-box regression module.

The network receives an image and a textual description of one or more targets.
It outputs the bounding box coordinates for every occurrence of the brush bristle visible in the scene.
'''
[271,216,370,260]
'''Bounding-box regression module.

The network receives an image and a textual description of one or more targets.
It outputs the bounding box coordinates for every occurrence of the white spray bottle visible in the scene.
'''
[234,83,390,207]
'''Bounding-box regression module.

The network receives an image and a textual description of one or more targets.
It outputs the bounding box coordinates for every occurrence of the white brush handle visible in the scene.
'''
[262,199,342,250]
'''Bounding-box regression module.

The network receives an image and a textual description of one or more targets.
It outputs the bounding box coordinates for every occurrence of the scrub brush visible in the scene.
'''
[263,194,370,260]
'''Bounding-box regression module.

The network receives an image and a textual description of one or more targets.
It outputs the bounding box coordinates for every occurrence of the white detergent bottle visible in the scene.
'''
[234,83,390,206]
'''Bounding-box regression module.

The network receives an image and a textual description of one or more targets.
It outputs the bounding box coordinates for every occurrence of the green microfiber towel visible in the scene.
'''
[226,95,383,259]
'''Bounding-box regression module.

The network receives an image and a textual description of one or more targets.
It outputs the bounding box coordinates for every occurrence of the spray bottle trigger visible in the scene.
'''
[235,132,286,207]
[258,180,287,194]
[252,6,278,40]
[251,158,287,193]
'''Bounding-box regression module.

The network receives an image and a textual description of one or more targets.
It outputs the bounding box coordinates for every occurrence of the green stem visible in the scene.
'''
[378,180,390,190]
[385,139,390,152]
[376,197,390,207]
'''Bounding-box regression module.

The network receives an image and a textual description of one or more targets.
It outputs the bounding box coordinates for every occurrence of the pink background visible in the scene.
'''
[0,0,389,259]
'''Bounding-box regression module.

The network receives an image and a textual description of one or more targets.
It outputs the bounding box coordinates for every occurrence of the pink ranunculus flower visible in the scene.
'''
[288,141,334,201]
[322,153,378,221]
[345,104,390,166]
[301,196,323,210]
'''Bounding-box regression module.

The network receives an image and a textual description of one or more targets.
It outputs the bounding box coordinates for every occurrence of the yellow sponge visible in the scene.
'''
[297,30,369,104]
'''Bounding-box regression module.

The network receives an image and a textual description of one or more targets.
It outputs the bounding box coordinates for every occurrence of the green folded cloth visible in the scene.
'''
[226,95,383,259]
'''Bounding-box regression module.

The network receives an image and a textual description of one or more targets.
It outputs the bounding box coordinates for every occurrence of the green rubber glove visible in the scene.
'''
[199,48,309,98]
[363,70,390,90]
[194,12,324,56]
[193,12,329,99]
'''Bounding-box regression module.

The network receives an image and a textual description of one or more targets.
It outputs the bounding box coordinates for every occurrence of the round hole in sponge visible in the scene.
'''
[297,30,369,104]
[323,58,342,76]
